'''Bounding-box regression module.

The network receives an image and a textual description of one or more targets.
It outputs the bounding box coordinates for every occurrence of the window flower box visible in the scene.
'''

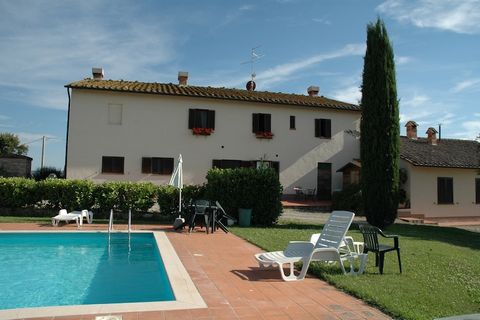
[255,131,274,139]
[192,127,213,136]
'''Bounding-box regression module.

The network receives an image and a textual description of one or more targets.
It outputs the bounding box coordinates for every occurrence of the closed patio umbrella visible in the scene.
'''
[169,154,183,214]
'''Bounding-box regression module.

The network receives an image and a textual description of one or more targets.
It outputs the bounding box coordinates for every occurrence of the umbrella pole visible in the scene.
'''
[179,188,182,217]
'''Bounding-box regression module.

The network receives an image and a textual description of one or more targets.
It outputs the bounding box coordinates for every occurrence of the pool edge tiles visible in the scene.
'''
[0,231,206,320]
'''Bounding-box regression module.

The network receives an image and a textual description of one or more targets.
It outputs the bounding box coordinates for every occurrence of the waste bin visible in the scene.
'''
[238,208,252,227]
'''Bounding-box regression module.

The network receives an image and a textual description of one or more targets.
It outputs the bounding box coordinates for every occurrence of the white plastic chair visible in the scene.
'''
[254,211,355,281]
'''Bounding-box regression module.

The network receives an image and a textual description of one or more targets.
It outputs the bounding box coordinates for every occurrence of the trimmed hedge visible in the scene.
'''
[332,183,363,215]
[0,170,282,226]
[205,167,282,226]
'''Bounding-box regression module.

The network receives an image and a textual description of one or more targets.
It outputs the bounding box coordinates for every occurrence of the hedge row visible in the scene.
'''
[0,178,177,214]
[0,167,283,225]
[205,168,282,226]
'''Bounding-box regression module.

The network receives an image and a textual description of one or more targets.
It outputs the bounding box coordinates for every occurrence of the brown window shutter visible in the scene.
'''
[476,178,480,204]
[212,160,222,168]
[265,114,271,132]
[315,119,320,137]
[188,109,195,129]
[142,157,152,173]
[207,110,215,129]
[324,119,332,138]
[253,114,260,133]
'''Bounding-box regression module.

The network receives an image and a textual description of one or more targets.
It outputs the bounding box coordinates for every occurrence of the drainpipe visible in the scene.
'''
[64,87,71,178]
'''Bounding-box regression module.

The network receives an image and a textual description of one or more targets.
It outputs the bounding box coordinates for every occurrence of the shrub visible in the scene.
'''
[32,166,64,180]
[205,167,282,226]
[0,177,37,208]
[332,184,363,215]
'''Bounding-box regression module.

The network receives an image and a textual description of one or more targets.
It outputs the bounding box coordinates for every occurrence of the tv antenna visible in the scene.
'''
[241,46,265,82]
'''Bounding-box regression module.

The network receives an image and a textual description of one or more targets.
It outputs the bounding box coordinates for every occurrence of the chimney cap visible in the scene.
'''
[426,127,438,134]
[405,120,418,127]
[178,71,189,86]
[307,86,320,96]
[92,67,104,79]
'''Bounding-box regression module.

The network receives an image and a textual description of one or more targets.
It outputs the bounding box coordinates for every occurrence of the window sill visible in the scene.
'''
[255,132,274,139]
[101,172,124,175]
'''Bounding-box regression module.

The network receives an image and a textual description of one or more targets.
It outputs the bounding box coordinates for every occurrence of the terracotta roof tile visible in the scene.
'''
[65,79,360,111]
[400,136,480,169]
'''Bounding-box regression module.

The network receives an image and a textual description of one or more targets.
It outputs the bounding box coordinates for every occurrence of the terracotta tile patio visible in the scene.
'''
[0,223,391,320]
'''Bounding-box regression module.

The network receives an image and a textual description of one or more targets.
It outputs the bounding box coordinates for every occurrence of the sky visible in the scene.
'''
[1,0,479,170]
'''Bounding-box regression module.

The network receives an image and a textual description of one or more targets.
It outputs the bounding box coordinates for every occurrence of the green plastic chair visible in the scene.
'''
[357,222,402,274]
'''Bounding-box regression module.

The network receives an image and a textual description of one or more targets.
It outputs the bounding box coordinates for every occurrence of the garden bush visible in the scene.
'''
[0,177,37,208]
[205,167,282,226]
[331,183,363,215]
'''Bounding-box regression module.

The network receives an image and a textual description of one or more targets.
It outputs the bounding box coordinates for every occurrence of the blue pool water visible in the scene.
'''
[0,232,175,310]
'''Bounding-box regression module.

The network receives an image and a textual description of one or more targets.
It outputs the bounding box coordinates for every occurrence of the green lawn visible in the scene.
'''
[231,222,480,320]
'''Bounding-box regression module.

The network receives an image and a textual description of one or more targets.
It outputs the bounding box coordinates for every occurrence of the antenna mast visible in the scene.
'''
[241,46,264,90]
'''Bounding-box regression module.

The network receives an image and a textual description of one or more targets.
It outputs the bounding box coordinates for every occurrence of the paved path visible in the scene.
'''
[0,222,391,320]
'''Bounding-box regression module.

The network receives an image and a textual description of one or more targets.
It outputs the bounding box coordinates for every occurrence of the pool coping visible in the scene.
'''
[0,230,206,320]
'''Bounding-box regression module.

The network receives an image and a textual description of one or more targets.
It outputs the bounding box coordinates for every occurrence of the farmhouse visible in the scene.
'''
[65,69,361,199]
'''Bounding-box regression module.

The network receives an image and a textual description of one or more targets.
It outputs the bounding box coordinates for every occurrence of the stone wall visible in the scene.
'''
[0,157,32,177]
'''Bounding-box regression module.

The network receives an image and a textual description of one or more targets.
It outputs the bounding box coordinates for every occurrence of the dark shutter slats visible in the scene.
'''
[253,113,260,133]
[315,119,320,137]
[207,110,215,129]
[290,116,295,129]
[188,109,195,129]
[325,119,332,138]
[265,114,271,132]
[476,178,480,204]
[142,157,152,173]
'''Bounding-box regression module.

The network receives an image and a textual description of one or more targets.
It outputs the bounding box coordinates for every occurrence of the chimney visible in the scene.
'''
[246,80,256,91]
[307,86,319,97]
[178,71,188,86]
[426,127,438,145]
[92,67,104,80]
[405,120,418,139]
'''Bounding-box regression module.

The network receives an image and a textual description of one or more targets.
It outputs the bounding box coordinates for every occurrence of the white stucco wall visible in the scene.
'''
[66,89,360,194]
[401,160,480,218]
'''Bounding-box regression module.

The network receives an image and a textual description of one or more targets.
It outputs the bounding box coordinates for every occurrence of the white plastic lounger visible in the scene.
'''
[51,209,80,227]
[254,210,355,281]
[51,209,94,227]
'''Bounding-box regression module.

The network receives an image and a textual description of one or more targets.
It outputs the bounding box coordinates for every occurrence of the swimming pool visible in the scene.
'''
[0,231,206,319]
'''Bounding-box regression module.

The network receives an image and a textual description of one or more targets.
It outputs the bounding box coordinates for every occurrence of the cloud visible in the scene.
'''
[0,114,10,121]
[331,85,361,104]
[210,43,365,90]
[0,1,177,110]
[396,56,413,65]
[312,18,331,25]
[454,120,480,139]
[402,94,430,107]
[16,132,58,145]
[452,78,480,93]
[377,0,480,34]
[256,43,365,88]
[239,5,254,11]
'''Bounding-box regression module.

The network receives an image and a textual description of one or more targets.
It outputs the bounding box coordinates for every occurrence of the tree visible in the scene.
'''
[0,132,28,155]
[360,18,400,228]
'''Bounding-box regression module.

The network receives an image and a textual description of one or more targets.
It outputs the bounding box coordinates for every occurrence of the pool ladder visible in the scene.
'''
[108,209,132,252]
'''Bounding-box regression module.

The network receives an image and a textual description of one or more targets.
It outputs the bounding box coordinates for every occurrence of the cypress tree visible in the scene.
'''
[360,18,400,228]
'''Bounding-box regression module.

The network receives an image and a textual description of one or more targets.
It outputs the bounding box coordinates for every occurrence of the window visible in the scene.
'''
[290,116,296,130]
[315,119,332,138]
[212,159,279,175]
[188,109,215,129]
[437,177,453,204]
[212,159,254,169]
[252,113,272,133]
[108,104,122,125]
[102,156,124,174]
[142,157,174,175]
[476,178,480,204]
